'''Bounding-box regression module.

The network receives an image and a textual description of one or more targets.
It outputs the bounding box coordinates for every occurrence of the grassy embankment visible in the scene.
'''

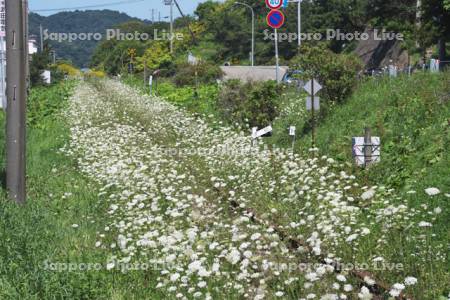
[124,71,450,299]
[0,82,166,299]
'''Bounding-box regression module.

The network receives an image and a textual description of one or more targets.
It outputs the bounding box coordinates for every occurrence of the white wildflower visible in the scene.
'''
[425,187,440,196]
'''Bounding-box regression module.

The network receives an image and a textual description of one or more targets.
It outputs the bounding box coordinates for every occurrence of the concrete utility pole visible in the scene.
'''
[6,0,28,203]
[297,0,301,47]
[169,0,174,53]
[39,23,43,52]
[0,36,5,109]
[275,28,279,83]
[234,2,255,66]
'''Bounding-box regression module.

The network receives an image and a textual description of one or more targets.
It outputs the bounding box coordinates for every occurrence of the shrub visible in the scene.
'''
[84,70,106,79]
[56,63,81,77]
[217,80,281,128]
[289,43,363,106]
[173,61,223,87]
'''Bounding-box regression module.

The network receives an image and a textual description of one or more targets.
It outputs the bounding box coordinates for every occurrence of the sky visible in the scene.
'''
[28,0,216,20]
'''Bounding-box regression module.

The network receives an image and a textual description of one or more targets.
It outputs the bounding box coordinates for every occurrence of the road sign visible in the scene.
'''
[289,126,296,136]
[303,79,322,95]
[266,0,284,10]
[306,97,320,111]
[188,52,198,65]
[267,10,285,29]
[252,126,273,139]
[352,137,381,166]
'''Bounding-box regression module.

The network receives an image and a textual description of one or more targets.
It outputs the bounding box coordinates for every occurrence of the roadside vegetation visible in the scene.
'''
[60,79,449,299]
[0,82,167,299]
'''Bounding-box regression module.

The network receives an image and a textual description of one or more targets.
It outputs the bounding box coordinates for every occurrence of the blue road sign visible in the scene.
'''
[267,9,285,29]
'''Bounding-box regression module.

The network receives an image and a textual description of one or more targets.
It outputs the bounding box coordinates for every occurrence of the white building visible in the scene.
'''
[28,39,38,55]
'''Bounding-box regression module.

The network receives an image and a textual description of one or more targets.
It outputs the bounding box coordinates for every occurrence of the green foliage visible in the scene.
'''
[30,46,51,87]
[90,39,147,75]
[417,0,450,52]
[297,72,450,191]
[445,0,450,10]
[290,43,363,107]
[0,82,167,299]
[122,75,220,118]
[136,42,172,72]
[173,61,223,87]
[217,80,281,128]
[29,10,139,67]
[27,81,75,128]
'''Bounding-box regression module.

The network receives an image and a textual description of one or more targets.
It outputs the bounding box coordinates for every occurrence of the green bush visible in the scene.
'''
[217,80,281,128]
[27,81,75,129]
[173,61,223,87]
[289,43,363,106]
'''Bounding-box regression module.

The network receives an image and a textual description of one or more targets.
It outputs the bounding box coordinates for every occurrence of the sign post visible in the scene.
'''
[303,79,322,148]
[266,8,285,84]
[289,126,296,153]
[352,130,381,167]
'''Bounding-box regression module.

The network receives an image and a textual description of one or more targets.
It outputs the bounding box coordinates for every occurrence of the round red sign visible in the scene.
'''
[265,0,284,10]
[266,9,285,29]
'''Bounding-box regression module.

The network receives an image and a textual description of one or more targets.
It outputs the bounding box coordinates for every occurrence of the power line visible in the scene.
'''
[30,0,145,13]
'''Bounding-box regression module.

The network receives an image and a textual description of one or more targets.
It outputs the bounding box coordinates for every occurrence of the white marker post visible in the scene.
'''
[289,126,296,153]
[149,75,153,95]
[251,127,258,147]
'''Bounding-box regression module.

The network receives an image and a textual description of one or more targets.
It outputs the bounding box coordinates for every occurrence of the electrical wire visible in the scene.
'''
[31,0,145,13]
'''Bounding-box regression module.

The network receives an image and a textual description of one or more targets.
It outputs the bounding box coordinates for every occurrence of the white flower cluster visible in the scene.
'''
[61,80,437,299]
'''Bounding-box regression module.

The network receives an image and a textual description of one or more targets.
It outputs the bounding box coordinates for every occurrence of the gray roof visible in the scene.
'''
[220,66,289,82]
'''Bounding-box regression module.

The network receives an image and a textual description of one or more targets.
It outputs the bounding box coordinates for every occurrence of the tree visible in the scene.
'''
[418,0,450,60]
[30,43,51,86]
[290,43,363,106]
[136,42,172,72]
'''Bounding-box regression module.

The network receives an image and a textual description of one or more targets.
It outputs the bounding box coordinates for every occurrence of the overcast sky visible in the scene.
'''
[28,0,217,20]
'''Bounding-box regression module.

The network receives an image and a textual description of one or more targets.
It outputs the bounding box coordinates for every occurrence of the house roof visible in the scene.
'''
[220,66,289,82]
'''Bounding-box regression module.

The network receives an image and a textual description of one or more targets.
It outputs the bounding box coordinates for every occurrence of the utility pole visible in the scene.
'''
[234,2,254,66]
[169,0,174,53]
[6,0,28,203]
[297,0,301,47]
[0,36,5,109]
[39,23,43,52]
[143,60,147,85]
[23,0,30,88]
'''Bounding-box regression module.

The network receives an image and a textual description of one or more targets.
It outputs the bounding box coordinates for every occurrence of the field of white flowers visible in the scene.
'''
[61,80,448,300]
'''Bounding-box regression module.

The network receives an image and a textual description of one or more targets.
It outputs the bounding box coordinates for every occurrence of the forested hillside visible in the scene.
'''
[29,10,140,67]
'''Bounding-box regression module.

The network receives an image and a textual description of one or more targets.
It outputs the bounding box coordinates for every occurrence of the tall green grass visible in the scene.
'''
[0,82,167,299]
[295,72,449,190]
